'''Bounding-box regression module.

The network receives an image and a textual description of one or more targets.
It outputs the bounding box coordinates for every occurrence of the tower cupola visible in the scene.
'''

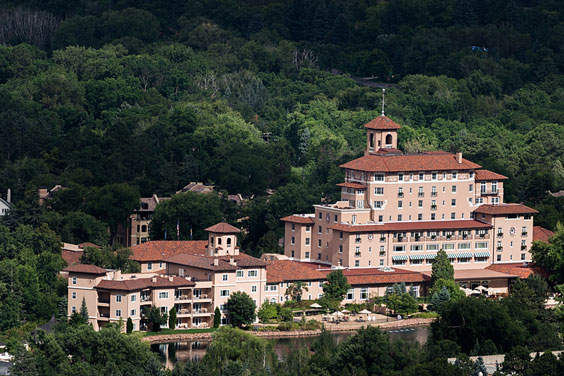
[205,222,241,257]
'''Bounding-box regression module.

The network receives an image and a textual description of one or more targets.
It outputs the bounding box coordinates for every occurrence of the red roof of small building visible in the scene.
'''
[329,220,491,233]
[217,253,267,268]
[96,275,194,291]
[364,115,401,130]
[131,240,208,262]
[205,222,240,233]
[266,260,328,283]
[342,267,430,285]
[340,152,481,172]
[62,250,83,266]
[280,215,315,224]
[475,169,508,181]
[64,264,107,274]
[533,226,554,243]
[78,242,101,249]
[486,263,549,279]
[474,204,538,215]
[337,182,366,189]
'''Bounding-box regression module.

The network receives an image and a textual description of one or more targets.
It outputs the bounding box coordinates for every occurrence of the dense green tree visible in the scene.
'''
[431,250,455,287]
[126,317,133,334]
[225,291,256,328]
[213,307,221,328]
[145,306,167,332]
[530,223,564,283]
[322,270,350,301]
[285,281,308,302]
[257,301,278,323]
[80,245,139,273]
[168,306,177,329]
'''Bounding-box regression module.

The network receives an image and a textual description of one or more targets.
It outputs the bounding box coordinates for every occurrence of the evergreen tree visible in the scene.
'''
[168,306,177,329]
[429,286,451,312]
[431,250,454,287]
[79,297,88,322]
[126,317,133,333]
[214,307,221,328]
[310,1,330,42]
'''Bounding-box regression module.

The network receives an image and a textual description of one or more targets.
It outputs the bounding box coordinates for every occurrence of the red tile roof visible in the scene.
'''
[62,250,83,266]
[280,215,315,224]
[205,222,240,233]
[164,254,239,271]
[266,260,328,283]
[533,226,554,243]
[344,268,430,285]
[329,220,491,233]
[364,115,401,130]
[337,182,366,189]
[475,169,508,181]
[78,242,101,249]
[64,264,107,274]
[340,152,481,172]
[131,240,208,262]
[96,275,194,291]
[217,253,267,268]
[486,263,549,279]
[474,204,538,215]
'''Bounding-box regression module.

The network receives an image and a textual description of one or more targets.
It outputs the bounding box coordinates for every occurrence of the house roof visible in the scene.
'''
[266,260,328,283]
[342,268,430,285]
[64,264,107,275]
[329,220,492,233]
[486,263,549,279]
[78,242,101,249]
[364,115,401,130]
[451,269,518,280]
[217,253,267,268]
[96,275,194,291]
[340,152,481,173]
[473,204,538,215]
[136,195,162,212]
[177,182,214,194]
[62,250,83,266]
[337,182,366,189]
[475,169,508,181]
[164,254,239,271]
[280,215,315,224]
[533,226,554,243]
[131,240,208,262]
[205,222,240,233]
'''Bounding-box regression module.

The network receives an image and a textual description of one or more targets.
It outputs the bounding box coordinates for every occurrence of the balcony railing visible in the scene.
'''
[354,252,361,258]
[380,237,386,242]
[397,192,404,198]
[521,232,528,236]
[497,233,503,238]
[430,205,437,211]
[98,298,110,304]
[418,192,424,197]
[431,192,437,197]
[521,245,527,250]
[141,295,151,302]
[480,190,499,195]
[497,246,503,252]
[175,295,190,300]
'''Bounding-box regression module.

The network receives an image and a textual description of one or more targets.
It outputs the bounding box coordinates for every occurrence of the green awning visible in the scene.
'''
[392,255,408,261]
[425,254,437,260]
[446,253,457,259]
[409,254,426,260]
[474,252,491,258]
[458,252,473,258]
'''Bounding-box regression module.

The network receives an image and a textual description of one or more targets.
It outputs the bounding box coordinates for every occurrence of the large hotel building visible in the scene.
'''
[281,114,537,270]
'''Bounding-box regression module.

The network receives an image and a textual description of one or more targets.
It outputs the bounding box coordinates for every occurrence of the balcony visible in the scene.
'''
[430,205,437,211]
[521,245,527,250]
[497,233,503,238]
[521,232,528,237]
[478,234,490,239]
[395,237,407,243]
[431,192,437,197]
[177,309,191,316]
[497,246,503,252]
[354,252,361,258]
[480,190,499,196]
[418,192,424,197]
[461,234,472,240]
[412,236,422,242]
[380,237,386,242]
[175,294,191,301]
[397,192,404,198]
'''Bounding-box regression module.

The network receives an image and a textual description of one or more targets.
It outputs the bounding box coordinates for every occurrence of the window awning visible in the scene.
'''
[446,253,458,259]
[474,252,491,258]
[409,254,426,260]
[458,252,473,258]
[425,254,437,260]
[392,255,408,261]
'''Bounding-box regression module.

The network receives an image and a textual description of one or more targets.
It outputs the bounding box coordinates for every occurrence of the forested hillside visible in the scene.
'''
[1,0,564,256]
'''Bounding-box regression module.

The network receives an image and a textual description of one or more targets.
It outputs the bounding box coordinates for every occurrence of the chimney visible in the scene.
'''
[6,189,11,203]
[152,276,157,283]
[168,276,174,282]
[229,257,236,266]
[213,258,219,266]
[456,152,462,164]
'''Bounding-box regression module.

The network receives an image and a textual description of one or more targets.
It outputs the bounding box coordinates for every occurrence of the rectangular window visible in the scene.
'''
[419,173,424,180]
[451,212,456,219]
[318,226,322,234]
[248,270,258,277]
[115,310,121,317]
[399,174,403,181]
[374,201,383,209]
[375,187,384,195]
[355,260,360,267]
[410,245,423,251]
[346,289,354,300]
[426,244,439,251]
[116,295,122,303]
[398,200,403,208]
[291,223,295,231]
[71,306,76,313]
[222,274,228,281]
[452,185,457,193]
[252,286,257,293]
[72,292,76,299]
[334,215,338,222]
[492,197,500,204]
[475,242,488,249]
[72,277,77,285]
[480,182,486,193]
[432,173,437,180]
[131,294,136,302]
[492,181,498,193]
[147,262,152,271]
[451,199,456,206]
[158,292,169,299]
[236,270,244,278]
[452,172,457,179]
[458,242,471,249]
[469,184,473,192]
[305,238,310,245]
[360,288,368,300]
[317,239,321,247]
[418,213,422,221]
[443,243,455,250]
[374,174,384,181]
[394,245,405,252]
[130,309,136,316]
[220,290,230,297]
[397,214,402,221]
[291,237,295,245]
[305,251,310,258]
[418,200,423,208]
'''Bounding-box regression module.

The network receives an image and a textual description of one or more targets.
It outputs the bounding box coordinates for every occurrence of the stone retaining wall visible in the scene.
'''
[142,318,434,344]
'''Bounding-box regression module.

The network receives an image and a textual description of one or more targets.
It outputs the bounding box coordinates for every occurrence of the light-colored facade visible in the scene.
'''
[282,114,538,272]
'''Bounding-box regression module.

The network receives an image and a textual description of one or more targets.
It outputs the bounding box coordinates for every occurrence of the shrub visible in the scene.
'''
[279,307,294,322]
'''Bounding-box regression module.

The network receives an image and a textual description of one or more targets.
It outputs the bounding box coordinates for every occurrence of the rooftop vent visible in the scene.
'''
[378,267,395,272]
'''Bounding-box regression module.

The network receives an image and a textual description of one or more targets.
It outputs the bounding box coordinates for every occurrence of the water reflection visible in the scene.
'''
[152,326,430,369]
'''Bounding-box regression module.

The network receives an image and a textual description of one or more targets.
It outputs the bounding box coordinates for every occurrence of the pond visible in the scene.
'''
[151,326,430,369]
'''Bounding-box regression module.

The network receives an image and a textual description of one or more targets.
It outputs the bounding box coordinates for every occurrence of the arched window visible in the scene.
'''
[369,133,374,148]
[227,238,232,247]
[385,134,393,146]
[218,238,222,245]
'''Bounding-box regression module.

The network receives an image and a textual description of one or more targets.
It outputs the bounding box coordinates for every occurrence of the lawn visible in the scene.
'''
[142,328,217,337]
